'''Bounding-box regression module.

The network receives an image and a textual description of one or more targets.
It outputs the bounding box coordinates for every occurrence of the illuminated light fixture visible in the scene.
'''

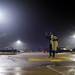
[16,40,22,44]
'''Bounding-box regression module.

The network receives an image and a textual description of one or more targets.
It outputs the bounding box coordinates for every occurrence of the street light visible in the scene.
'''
[16,40,22,44]
[14,40,24,50]
[11,40,27,51]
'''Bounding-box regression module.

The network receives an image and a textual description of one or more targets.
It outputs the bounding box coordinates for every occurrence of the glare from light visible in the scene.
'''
[16,40,22,44]
[11,40,27,50]
[15,72,21,75]
[70,57,75,61]
[63,48,67,50]
[71,54,75,57]
[14,40,24,50]
[72,34,75,38]
[0,11,6,22]
[0,67,6,72]
[0,5,18,27]
[15,67,22,71]
[0,8,11,24]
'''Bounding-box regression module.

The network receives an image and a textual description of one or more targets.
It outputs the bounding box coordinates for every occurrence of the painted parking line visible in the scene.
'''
[29,57,69,62]
[46,65,64,75]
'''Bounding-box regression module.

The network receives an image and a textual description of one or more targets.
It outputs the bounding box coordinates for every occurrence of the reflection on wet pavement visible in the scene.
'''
[0,53,59,75]
[1,53,75,75]
[0,67,59,75]
[47,61,75,75]
[67,68,75,75]
[0,67,24,75]
[0,55,29,75]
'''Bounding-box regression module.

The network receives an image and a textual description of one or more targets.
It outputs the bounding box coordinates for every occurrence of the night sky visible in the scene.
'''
[0,0,75,49]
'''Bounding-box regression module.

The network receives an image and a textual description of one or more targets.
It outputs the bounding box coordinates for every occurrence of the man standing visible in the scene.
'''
[48,32,58,57]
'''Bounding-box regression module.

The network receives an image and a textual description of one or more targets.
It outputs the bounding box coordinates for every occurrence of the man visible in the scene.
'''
[48,32,58,57]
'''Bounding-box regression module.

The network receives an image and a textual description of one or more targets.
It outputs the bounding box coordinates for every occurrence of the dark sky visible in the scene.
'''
[0,0,75,49]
